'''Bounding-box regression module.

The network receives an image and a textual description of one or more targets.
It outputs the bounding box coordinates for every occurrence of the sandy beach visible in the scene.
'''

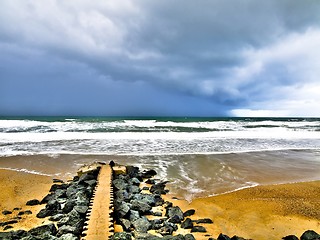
[0,168,319,239]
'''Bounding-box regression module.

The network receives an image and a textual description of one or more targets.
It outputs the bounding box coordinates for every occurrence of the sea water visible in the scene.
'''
[0,117,320,201]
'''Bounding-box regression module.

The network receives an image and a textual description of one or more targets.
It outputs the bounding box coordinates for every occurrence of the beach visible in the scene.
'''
[0,168,319,239]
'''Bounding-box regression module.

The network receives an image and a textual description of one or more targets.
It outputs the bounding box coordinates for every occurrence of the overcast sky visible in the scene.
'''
[1,1,320,117]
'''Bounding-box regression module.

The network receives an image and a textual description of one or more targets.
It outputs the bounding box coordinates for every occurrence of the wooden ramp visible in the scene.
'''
[82,165,114,239]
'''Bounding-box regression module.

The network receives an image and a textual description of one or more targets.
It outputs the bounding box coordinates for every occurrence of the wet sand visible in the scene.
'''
[0,169,319,239]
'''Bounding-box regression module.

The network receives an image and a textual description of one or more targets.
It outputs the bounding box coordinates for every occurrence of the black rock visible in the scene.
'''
[166,206,184,223]
[56,225,77,237]
[13,208,21,211]
[129,177,141,186]
[46,199,61,211]
[183,209,195,217]
[126,166,140,178]
[3,225,13,231]
[132,217,151,233]
[152,211,162,217]
[185,234,196,240]
[0,220,18,227]
[282,236,299,240]
[57,209,81,227]
[141,169,157,178]
[128,185,140,194]
[145,179,155,184]
[218,233,231,240]
[40,193,55,204]
[2,210,12,215]
[181,218,193,229]
[50,183,69,192]
[115,202,131,218]
[78,172,96,184]
[29,223,57,236]
[150,182,168,195]
[300,230,320,240]
[131,200,152,214]
[112,232,133,240]
[53,178,64,183]
[129,210,140,222]
[63,200,76,213]
[58,233,78,240]
[231,236,246,240]
[26,199,40,206]
[194,218,213,224]
[113,179,128,191]
[36,208,53,218]
[157,225,175,236]
[191,226,207,233]
[49,213,65,221]
[142,187,149,191]
[132,194,156,207]
[120,218,132,231]
[18,210,32,215]
[74,205,88,215]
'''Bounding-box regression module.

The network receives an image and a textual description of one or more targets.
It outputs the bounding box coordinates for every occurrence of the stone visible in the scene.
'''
[4,225,13,231]
[113,179,128,191]
[57,209,81,227]
[128,185,140,194]
[36,208,52,218]
[142,187,149,191]
[116,202,131,218]
[191,226,207,233]
[132,194,156,206]
[129,177,141,186]
[150,182,168,195]
[300,230,320,240]
[41,193,55,204]
[0,220,18,227]
[181,218,193,229]
[194,218,213,224]
[185,234,196,240]
[282,235,299,240]
[131,200,152,214]
[49,214,65,221]
[183,209,195,217]
[166,206,184,223]
[74,205,88,215]
[29,223,57,236]
[126,166,140,178]
[218,233,231,240]
[58,233,78,240]
[112,232,132,240]
[132,217,151,233]
[129,210,140,222]
[231,236,246,240]
[2,210,12,215]
[56,225,77,237]
[141,169,157,178]
[50,183,68,192]
[26,199,40,206]
[53,179,64,183]
[145,179,155,184]
[18,210,32,215]
[62,200,76,213]
[157,225,175,236]
[120,218,131,231]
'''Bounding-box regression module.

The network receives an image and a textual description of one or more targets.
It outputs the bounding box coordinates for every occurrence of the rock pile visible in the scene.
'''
[112,166,214,240]
[0,166,99,240]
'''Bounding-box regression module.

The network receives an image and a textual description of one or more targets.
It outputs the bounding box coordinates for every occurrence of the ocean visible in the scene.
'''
[1,117,320,201]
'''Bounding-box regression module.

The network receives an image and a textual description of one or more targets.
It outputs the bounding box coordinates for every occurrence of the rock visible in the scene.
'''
[282,236,299,240]
[120,218,131,231]
[157,225,175,236]
[50,183,69,192]
[194,218,213,224]
[150,182,168,195]
[49,214,65,221]
[145,179,155,184]
[141,169,157,178]
[29,223,57,236]
[13,207,22,211]
[129,210,140,222]
[74,205,88,215]
[126,166,140,178]
[18,210,32,215]
[58,233,78,240]
[163,201,173,209]
[41,193,55,204]
[128,185,140,194]
[53,179,64,183]
[132,194,156,206]
[0,220,18,227]
[152,211,162,217]
[142,187,149,191]
[56,225,77,237]
[113,179,128,191]
[84,179,97,186]
[78,172,96,184]
[231,236,246,240]
[4,225,13,231]
[115,202,131,218]
[2,210,12,215]
[131,200,152,214]
[26,199,40,206]
[62,200,76,213]
[166,206,184,223]
[134,232,161,240]
[218,233,231,240]
[300,230,320,240]
[112,232,133,240]
[129,177,141,186]
[181,218,193,229]
[191,226,207,233]
[37,208,54,218]
[132,217,151,233]
[183,209,195,217]
[184,234,196,240]
[57,209,81,227]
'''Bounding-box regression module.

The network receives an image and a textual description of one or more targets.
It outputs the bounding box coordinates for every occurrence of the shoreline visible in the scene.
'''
[0,168,319,239]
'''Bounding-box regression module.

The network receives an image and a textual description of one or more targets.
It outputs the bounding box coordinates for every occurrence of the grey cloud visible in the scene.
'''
[1,0,320,116]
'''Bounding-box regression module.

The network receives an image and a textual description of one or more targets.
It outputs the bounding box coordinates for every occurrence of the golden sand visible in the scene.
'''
[0,169,52,231]
[0,169,319,240]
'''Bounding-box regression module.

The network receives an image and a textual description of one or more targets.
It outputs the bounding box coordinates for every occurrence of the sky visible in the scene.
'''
[1,1,320,117]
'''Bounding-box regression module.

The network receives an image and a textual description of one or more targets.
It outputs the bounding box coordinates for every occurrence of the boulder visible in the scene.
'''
[181,218,193,229]
[56,225,77,237]
[282,236,299,240]
[191,226,207,233]
[113,179,128,191]
[183,209,195,217]
[58,233,78,240]
[141,169,157,178]
[120,218,131,231]
[132,217,151,233]
[194,218,213,224]
[166,206,184,223]
[26,199,40,206]
[150,182,168,195]
[231,236,246,240]
[129,210,140,222]
[131,200,152,214]
[218,233,231,240]
[300,230,320,240]
[29,223,57,236]
[115,202,131,219]
[184,234,196,240]
[112,232,133,240]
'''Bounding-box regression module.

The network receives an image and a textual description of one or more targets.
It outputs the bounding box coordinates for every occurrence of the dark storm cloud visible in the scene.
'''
[1,0,320,116]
